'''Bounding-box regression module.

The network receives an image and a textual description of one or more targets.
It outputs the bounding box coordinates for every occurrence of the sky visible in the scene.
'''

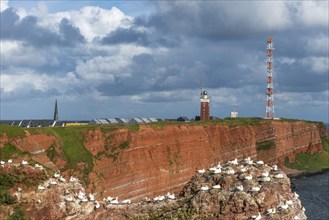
[0,0,328,122]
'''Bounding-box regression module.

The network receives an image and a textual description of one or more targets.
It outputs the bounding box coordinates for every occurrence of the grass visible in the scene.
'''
[284,137,329,170]
[0,125,25,138]
[256,140,275,151]
[0,144,27,160]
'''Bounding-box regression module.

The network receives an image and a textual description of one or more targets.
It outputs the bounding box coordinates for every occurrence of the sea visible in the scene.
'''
[291,172,329,220]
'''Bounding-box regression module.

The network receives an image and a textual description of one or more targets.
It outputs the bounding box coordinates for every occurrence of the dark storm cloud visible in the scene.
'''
[0,8,85,47]
[100,26,180,48]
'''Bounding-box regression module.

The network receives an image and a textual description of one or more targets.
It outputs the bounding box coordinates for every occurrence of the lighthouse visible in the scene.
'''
[200,82,210,121]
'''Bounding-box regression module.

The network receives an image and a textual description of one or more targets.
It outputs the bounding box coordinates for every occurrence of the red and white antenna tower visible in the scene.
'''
[265,37,274,119]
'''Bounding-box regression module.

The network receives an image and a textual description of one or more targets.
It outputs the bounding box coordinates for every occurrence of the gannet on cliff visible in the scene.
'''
[64,197,74,202]
[209,167,217,172]
[1,161,5,165]
[153,195,165,201]
[54,172,61,178]
[94,201,100,209]
[121,199,131,204]
[229,158,239,165]
[294,192,300,198]
[37,185,46,190]
[225,169,235,175]
[271,165,278,171]
[17,187,22,192]
[265,207,276,215]
[110,197,119,204]
[200,186,209,191]
[250,186,261,192]
[197,169,206,174]
[259,176,271,182]
[212,185,221,189]
[34,164,44,170]
[261,171,269,177]
[8,159,12,164]
[69,176,79,183]
[216,162,222,169]
[212,168,221,174]
[88,193,95,201]
[251,212,262,220]
[166,192,176,200]
[243,157,253,165]
[236,185,244,191]
[256,160,264,166]
[37,199,42,204]
[244,175,253,180]
[21,160,28,165]
[286,200,294,205]
[49,180,58,185]
[239,168,247,173]
[278,202,289,210]
[273,173,284,179]
[59,176,66,182]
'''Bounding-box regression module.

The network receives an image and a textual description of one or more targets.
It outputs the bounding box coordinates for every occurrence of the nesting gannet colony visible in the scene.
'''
[0,157,307,219]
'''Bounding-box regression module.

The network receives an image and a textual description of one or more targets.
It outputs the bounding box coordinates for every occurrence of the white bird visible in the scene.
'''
[271,165,278,171]
[64,197,74,202]
[88,193,95,201]
[251,212,262,220]
[236,185,244,191]
[153,195,165,201]
[8,159,12,164]
[0,161,5,165]
[265,207,276,215]
[200,186,209,191]
[259,176,271,182]
[229,158,239,165]
[209,167,217,172]
[64,189,70,195]
[142,197,151,202]
[34,164,44,170]
[69,176,79,183]
[59,176,66,182]
[243,157,253,165]
[239,168,247,173]
[256,160,264,165]
[212,168,221,174]
[37,185,46,190]
[77,191,85,200]
[121,199,131,204]
[197,169,206,174]
[244,175,253,180]
[54,172,61,178]
[106,196,114,202]
[294,216,300,220]
[81,197,88,203]
[294,192,299,198]
[49,180,58,185]
[94,201,100,209]
[21,160,28,165]
[302,207,305,212]
[110,197,119,204]
[225,169,235,175]
[279,202,289,210]
[216,162,222,169]
[17,187,22,192]
[287,200,294,205]
[261,171,269,177]
[37,199,42,204]
[250,186,261,192]
[166,192,176,200]
[273,173,284,179]
[212,185,221,189]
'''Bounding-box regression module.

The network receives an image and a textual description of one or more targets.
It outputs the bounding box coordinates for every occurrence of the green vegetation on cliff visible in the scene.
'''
[0,125,25,138]
[285,137,329,170]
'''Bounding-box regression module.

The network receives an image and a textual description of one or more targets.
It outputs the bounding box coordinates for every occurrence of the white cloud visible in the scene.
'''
[305,34,329,54]
[300,57,329,74]
[38,6,133,42]
[0,0,8,12]
[294,1,329,27]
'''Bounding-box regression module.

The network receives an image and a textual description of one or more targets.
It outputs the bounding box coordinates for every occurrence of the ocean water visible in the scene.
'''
[291,172,329,220]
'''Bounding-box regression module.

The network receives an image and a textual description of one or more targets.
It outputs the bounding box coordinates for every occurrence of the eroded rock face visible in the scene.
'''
[0,121,325,203]
[0,159,307,220]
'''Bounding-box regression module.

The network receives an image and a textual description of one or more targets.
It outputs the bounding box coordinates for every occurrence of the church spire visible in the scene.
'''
[53,99,58,121]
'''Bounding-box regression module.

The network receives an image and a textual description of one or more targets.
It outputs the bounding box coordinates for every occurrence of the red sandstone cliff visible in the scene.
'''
[0,121,326,202]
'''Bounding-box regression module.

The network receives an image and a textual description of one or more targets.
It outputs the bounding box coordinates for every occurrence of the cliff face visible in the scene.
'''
[86,121,324,201]
[0,121,325,202]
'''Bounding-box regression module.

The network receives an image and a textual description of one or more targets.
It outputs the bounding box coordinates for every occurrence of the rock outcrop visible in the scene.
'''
[0,158,306,219]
